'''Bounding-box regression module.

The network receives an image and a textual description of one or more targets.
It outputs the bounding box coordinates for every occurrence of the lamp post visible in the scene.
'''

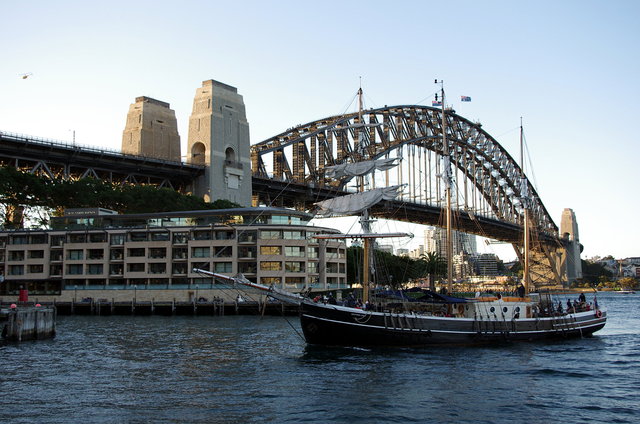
[74,285,78,303]
[134,285,137,304]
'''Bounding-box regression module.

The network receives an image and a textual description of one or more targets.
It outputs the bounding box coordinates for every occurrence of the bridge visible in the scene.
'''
[250,105,573,288]
[0,103,576,288]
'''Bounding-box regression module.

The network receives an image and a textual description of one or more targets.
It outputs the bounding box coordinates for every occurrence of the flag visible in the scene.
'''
[432,101,442,107]
[461,96,471,102]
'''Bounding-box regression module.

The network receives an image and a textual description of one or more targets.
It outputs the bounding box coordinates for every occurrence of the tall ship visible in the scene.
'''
[197,83,606,346]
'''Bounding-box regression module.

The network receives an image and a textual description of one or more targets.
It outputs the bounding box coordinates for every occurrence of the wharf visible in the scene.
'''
[0,299,298,317]
[1,305,56,341]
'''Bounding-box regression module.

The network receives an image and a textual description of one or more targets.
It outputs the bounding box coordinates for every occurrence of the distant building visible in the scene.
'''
[424,226,477,259]
[559,208,582,283]
[472,253,498,276]
[376,244,394,255]
[396,248,409,257]
[409,245,424,259]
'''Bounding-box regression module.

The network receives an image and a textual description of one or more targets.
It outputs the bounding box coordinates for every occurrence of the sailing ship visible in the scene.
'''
[195,83,607,346]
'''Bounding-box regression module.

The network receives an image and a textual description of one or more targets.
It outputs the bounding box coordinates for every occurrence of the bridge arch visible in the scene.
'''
[251,105,558,239]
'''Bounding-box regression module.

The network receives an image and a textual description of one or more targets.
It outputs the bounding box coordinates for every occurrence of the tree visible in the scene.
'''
[420,252,446,291]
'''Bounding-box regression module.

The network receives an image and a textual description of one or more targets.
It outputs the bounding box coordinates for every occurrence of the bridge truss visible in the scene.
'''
[251,105,567,288]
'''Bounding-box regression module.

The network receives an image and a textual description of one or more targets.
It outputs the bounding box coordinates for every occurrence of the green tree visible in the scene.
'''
[420,252,446,290]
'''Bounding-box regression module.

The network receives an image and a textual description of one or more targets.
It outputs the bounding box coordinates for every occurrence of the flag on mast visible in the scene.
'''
[432,101,442,107]
[461,96,471,102]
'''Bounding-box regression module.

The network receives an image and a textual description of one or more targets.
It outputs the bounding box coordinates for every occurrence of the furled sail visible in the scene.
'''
[324,158,398,179]
[314,185,404,217]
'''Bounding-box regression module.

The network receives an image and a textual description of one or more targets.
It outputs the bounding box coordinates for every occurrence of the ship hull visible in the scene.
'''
[300,301,607,347]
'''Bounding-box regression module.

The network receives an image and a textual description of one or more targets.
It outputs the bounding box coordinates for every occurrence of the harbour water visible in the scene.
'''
[1,292,638,423]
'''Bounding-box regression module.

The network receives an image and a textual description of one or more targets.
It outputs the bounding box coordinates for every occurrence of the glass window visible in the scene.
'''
[326,262,339,273]
[172,263,188,275]
[10,235,28,245]
[192,247,210,258]
[29,250,44,259]
[307,262,318,273]
[150,232,169,241]
[193,230,212,240]
[128,248,145,257]
[149,263,166,274]
[173,232,189,244]
[308,247,319,258]
[149,248,167,259]
[9,265,24,275]
[50,264,63,276]
[127,263,145,273]
[129,232,148,242]
[285,261,305,273]
[89,233,106,243]
[215,231,234,240]
[285,277,305,287]
[67,264,83,275]
[260,261,282,271]
[285,246,305,257]
[214,262,232,273]
[68,234,87,243]
[67,249,83,260]
[110,234,125,246]
[9,251,25,261]
[238,231,257,243]
[50,250,63,261]
[30,234,47,244]
[109,264,123,275]
[283,231,304,240]
[214,246,233,258]
[238,262,257,274]
[260,230,281,240]
[172,247,188,259]
[238,246,256,258]
[29,264,44,273]
[260,277,281,286]
[260,246,281,255]
[271,215,289,224]
[50,235,65,246]
[110,249,124,260]
[87,264,103,275]
[87,249,104,260]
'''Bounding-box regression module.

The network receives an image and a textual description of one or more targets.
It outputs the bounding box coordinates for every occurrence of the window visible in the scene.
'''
[50,250,63,261]
[260,230,281,240]
[128,248,145,257]
[150,232,169,241]
[215,231,234,240]
[283,231,304,240]
[67,250,83,260]
[285,277,305,287]
[285,246,305,257]
[67,264,83,275]
[8,251,25,261]
[173,232,189,244]
[127,263,145,273]
[9,265,24,275]
[192,247,210,258]
[50,235,65,246]
[193,230,212,240]
[50,264,63,276]
[214,262,232,273]
[285,262,305,273]
[89,233,106,243]
[238,262,257,274]
[307,247,319,258]
[260,277,281,286]
[238,231,257,243]
[260,246,281,255]
[172,247,188,259]
[172,263,188,275]
[326,262,339,273]
[214,246,232,258]
[129,232,148,242]
[110,234,125,245]
[238,246,256,258]
[10,235,27,245]
[88,249,104,260]
[271,215,289,224]
[109,264,123,275]
[29,234,47,244]
[260,261,281,271]
[29,264,44,273]
[87,264,103,275]
[149,263,166,274]
[68,234,86,243]
[149,248,167,259]
[110,249,124,260]
[307,262,318,273]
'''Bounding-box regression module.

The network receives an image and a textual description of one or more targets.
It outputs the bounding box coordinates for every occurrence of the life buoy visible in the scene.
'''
[595,310,602,318]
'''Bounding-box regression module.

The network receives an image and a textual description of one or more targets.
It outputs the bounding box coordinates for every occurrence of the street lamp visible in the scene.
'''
[133,285,137,304]
[74,285,78,303]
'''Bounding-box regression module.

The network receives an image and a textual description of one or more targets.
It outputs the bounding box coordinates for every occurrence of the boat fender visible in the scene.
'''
[595,310,602,318]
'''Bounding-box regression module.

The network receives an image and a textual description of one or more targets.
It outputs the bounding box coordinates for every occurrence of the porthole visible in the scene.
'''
[490,307,495,313]
[503,307,508,313]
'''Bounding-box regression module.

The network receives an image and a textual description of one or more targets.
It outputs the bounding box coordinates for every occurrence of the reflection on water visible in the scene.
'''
[1,293,638,423]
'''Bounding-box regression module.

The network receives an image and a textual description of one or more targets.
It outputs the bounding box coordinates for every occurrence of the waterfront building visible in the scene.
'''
[424,226,477,259]
[0,208,347,302]
[472,253,499,276]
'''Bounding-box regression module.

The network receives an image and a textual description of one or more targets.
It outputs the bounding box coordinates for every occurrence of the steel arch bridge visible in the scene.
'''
[251,105,568,288]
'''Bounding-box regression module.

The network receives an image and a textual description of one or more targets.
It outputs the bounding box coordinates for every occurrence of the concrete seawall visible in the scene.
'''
[1,306,57,341]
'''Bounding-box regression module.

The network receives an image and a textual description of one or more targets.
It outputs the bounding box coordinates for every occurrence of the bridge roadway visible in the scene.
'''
[251,176,561,246]
[0,132,204,190]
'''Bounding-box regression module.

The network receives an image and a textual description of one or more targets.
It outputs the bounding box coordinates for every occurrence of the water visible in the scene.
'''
[1,292,638,423]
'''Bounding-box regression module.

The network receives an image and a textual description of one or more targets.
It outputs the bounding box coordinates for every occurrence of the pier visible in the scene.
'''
[1,305,56,341]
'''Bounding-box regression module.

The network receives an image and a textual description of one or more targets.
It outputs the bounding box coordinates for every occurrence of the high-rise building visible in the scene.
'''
[424,227,477,259]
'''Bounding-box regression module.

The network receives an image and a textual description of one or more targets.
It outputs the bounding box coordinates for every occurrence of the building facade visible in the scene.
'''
[0,208,347,302]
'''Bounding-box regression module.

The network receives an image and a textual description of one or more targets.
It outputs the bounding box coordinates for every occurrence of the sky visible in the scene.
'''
[1,0,638,260]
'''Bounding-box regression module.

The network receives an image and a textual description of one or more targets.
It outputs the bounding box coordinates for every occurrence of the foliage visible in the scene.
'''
[581,259,613,286]
[0,166,241,228]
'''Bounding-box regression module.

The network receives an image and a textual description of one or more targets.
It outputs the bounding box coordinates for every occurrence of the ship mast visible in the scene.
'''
[357,83,372,305]
[436,80,453,293]
[520,118,530,294]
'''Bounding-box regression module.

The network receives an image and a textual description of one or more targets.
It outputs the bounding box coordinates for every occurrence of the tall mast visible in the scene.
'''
[357,83,371,304]
[436,80,453,293]
[520,118,530,294]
